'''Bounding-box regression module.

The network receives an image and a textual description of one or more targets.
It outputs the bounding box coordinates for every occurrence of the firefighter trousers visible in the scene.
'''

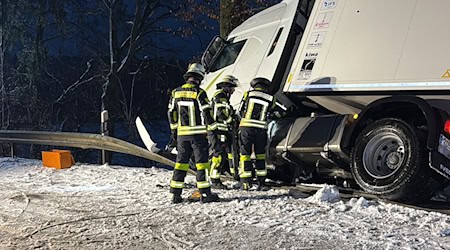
[209,132,233,183]
[239,127,268,184]
[170,135,211,195]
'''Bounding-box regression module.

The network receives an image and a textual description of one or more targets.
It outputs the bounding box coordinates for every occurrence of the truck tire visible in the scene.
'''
[351,118,438,203]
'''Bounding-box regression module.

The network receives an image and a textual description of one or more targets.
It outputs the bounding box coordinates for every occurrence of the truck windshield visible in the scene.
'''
[209,40,246,72]
[202,36,246,72]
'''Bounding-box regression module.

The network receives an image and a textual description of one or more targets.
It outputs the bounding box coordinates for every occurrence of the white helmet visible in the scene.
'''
[184,63,206,80]
[217,75,239,89]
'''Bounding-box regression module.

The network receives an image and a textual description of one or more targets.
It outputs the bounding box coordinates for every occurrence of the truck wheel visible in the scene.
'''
[351,118,437,202]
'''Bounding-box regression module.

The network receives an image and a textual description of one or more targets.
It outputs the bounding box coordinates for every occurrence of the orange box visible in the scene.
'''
[42,150,74,169]
[51,150,75,165]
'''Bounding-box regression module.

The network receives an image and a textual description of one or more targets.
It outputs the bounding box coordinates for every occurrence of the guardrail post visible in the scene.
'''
[101,110,112,164]
[10,143,14,157]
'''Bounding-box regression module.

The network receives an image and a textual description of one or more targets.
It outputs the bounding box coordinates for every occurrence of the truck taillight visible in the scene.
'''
[444,120,450,135]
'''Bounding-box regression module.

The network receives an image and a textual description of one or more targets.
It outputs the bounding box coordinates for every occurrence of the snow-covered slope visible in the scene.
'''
[0,157,449,249]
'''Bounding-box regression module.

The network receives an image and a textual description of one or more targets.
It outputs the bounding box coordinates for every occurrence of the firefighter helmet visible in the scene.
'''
[183,63,206,81]
[250,77,271,89]
[217,75,239,89]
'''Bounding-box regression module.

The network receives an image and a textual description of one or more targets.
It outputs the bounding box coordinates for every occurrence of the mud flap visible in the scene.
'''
[430,150,450,180]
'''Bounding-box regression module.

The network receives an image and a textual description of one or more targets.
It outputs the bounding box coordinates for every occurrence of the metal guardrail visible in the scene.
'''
[0,130,175,167]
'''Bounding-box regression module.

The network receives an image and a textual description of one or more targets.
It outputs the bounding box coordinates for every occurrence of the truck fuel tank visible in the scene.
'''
[268,113,350,168]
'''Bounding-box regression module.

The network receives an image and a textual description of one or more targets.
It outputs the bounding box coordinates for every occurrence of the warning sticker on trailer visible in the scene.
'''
[314,12,333,29]
[307,32,327,48]
[297,52,318,80]
[322,0,338,10]
[442,69,450,78]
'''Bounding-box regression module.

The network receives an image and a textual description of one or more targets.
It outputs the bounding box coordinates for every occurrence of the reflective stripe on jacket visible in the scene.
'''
[168,82,216,136]
[211,89,234,132]
[238,88,277,129]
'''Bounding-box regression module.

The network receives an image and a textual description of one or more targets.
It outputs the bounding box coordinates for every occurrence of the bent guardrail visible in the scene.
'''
[0,130,175,167]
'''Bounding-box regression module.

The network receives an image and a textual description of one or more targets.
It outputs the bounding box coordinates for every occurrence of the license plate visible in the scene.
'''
[438,134,450,160]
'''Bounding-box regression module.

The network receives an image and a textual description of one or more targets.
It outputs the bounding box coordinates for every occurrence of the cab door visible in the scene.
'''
[202,0,305,108]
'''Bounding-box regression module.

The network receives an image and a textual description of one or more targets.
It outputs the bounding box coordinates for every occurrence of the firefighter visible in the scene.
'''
[238,77,286,191]
[209,75,239,189]
[167,63,220,203]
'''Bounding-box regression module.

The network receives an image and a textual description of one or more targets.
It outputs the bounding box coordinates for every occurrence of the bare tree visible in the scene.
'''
[220,0,280,37]
[101,0,214,128]
[0,0,29,129]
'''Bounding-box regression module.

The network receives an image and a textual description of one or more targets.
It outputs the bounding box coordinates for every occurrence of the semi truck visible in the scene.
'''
[200,0,450,202]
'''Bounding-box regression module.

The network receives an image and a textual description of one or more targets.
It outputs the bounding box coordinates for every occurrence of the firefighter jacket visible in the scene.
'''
[239,88,285,129]
[211,89,234,133]
[168,82,216,136]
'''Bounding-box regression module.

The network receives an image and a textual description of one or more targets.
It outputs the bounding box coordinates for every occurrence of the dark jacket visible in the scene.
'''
[239,88,285,129]
[168,82,216,136]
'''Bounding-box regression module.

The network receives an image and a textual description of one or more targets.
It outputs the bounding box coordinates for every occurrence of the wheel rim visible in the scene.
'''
[362,132,405,179]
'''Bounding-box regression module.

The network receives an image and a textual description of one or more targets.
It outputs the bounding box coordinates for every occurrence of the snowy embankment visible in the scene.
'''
[0,157,449,250]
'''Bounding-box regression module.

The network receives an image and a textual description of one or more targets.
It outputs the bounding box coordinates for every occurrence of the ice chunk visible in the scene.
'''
[306,184,340,203]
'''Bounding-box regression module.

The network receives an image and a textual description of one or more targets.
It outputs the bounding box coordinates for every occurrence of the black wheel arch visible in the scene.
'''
[343,96,440,151]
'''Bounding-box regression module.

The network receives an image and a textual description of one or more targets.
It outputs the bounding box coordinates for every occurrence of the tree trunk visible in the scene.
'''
[0,0,7,129]
[0,45,5,129]
[35,0,46,83]
[220,0,233,38]
[101,1,121,164]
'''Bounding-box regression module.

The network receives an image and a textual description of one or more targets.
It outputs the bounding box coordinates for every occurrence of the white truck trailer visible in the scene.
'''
[200,0,450,202]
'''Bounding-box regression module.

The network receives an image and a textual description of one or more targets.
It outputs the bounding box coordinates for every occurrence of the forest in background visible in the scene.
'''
[0,0,278,162]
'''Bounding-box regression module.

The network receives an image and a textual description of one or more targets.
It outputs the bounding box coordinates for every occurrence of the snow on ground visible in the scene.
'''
[0,157,449,250]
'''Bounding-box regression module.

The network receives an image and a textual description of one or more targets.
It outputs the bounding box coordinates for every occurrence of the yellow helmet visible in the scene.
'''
[217,75,239,89]
[184,63,206,80]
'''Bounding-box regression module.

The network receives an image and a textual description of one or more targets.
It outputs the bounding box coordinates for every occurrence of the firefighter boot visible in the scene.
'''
[171,193,183,204]
[256,178,270,191]
[200,191,220,203]
[171,189,183,204]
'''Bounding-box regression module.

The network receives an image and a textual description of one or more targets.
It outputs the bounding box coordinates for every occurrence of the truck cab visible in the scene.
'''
[201,0,312,109]
[200,0,450,203]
